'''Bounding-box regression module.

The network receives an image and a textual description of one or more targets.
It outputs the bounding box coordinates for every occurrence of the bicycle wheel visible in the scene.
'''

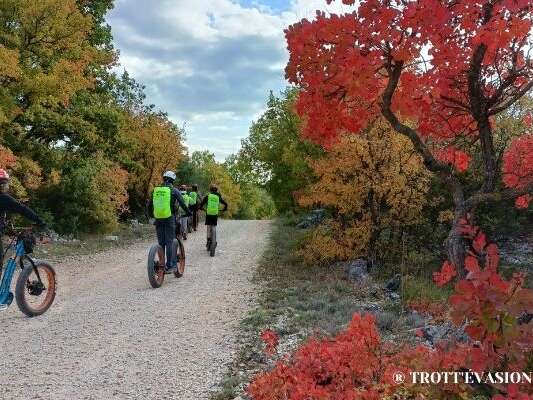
[210,226,217,257]
[174,238,186,278]
[15,261,56,317]
[147,244,165,288]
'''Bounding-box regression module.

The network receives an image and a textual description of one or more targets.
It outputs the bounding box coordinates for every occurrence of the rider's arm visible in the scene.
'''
[198,195,207,210]
[218,194,228,211]
[0,193,46,227]
[146,194,154,218]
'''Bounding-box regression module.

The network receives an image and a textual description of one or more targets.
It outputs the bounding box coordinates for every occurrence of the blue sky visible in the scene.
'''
[107,0,350,160]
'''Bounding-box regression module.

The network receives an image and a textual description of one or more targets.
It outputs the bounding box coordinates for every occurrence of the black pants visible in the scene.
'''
[155,218,176,268]
[190,205,198,230]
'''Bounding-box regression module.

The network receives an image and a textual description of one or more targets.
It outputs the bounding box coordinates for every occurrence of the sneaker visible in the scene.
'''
[165,265,177,273]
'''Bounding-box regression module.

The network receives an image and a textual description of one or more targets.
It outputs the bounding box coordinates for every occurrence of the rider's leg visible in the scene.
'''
[156,221,171,268]
[155,223,165,251]
[212,216,218,244]
[206,217,211,247]
[165,219,176,268]
[193,206,198,230]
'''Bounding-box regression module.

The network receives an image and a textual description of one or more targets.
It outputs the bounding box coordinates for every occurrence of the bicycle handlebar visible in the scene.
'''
[6,224,51,243]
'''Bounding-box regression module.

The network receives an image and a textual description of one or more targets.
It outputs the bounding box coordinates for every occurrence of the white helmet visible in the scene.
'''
[163,170,176,181]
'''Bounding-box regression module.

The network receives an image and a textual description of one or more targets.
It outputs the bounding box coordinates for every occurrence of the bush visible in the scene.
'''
[248,224,533,400]
[45,157,128,233]
[297,121,430,264]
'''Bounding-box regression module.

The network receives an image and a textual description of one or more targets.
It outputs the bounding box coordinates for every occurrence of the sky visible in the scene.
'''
[106,0,352,160]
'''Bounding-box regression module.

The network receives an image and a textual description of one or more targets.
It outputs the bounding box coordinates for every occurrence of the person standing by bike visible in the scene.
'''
[0,168,55,313]
[188,184,199,231]
[199,184,228,248]
[146,171,190,273]
[0,169,48,264]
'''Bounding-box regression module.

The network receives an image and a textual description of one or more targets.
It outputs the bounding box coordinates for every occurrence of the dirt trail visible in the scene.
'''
[0,220,271,400]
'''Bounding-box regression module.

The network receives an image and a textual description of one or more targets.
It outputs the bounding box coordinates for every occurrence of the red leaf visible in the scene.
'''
[473,232,486,253]
[486,243,500,270]
[465,256,480,273]
[433,261,456,287]
[524,112,533,128]
[260,329,279,356]
[515,194,531,209]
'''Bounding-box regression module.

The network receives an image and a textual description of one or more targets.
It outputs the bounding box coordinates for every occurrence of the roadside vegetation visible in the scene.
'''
[213,3,533,393]
[32,222,153,261]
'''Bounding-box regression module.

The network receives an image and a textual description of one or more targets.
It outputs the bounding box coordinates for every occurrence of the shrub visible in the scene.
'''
[248,222,533,399]
[297,121,430,265]
[47,157,129,233]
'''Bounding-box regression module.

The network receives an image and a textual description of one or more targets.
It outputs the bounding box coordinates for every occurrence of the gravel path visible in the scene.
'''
[0,220,271,400]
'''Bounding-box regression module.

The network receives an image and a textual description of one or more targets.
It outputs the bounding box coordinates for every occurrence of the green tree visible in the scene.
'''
[224,153,276,219]
[239,89,323,213]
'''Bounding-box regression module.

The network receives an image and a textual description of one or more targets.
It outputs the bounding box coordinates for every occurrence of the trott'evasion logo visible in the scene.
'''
[395,371,533,385]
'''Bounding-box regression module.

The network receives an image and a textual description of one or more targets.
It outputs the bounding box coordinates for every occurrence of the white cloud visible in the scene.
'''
[107,0,356,160]
[119,55,193,78]
[288,0,356,19]
[158,0,286,41]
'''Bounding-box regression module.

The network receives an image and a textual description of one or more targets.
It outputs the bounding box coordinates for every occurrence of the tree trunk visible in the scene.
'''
[445,207,467,277]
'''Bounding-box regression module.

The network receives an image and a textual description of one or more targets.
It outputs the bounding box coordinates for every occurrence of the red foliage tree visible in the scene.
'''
[285,0,533,273]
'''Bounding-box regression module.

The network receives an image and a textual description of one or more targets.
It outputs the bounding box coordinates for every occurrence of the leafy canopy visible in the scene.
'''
[239,89,323,212]
[285,0,533,204]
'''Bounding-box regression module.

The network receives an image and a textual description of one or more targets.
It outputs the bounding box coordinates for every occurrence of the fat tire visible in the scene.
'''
[210,226,216,257]
[174,239,186,278]
[147,244,165,288]
[15,261,56,317]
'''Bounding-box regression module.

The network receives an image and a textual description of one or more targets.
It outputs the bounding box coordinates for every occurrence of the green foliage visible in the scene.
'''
[44,157,128,233]
[238,88,323,213]
[224,153,276,219]
[234,184,276,220]
[0,0,185,233]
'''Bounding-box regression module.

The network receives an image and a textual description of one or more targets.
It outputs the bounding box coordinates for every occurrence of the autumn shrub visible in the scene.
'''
[122,112,185,212]
[46,158,129,233]
[248,222,533,400]
[296,120,430,265]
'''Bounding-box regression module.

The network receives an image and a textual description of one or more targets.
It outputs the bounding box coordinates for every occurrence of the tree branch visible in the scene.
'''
[465,182,533,210]
[489,81,533,116]
[380,61,453,176]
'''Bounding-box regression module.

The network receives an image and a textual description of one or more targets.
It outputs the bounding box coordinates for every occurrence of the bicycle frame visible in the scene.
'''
[0,240,25,305]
